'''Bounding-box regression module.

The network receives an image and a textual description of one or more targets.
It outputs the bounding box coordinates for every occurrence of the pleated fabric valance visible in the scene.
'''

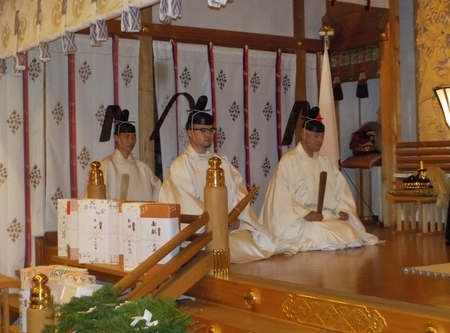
[0,0,230,60]
[0,0,156,58]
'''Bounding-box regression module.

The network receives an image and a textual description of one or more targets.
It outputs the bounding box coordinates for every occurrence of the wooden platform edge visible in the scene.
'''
[185,274,450,333]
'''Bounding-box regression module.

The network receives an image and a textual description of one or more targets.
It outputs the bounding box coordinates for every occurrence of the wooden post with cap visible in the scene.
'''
[204,156,230,278]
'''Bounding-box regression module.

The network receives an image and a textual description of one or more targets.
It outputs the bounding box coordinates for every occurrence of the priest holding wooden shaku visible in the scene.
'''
[259,105,379,251]
[158,106,288,264]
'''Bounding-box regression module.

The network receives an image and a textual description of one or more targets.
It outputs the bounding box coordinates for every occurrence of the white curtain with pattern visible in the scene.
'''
[153,41,178,175]
[74,35,115,195]
[212,46,247,184]
[45,41,72,236]
[0,58,26,276]
[118,40,141,153]
[28,49,46,257]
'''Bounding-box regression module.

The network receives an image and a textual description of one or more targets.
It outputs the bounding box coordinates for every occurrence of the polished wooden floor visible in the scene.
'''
[230,224,450,310]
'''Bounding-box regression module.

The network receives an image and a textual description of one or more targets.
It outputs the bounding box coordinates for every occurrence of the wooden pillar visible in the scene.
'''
[379,0,400,228]
[293,0,306,144]
[138,7,156,173]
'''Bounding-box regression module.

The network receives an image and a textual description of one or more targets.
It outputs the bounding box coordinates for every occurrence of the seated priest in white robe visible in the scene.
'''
[259,115,379,252]
[159,110,287,263]
[91,108,161,201]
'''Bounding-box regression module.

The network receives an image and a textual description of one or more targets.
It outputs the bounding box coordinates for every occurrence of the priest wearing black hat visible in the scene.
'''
[159,107,287,263]
[259,106,379,252]
[91,106,161,201]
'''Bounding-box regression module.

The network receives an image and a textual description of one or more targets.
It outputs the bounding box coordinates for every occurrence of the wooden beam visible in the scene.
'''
[293,0,306,145]
[78,4,389,54]
[293,0,306,100]
[80,19,323,54]
[152,251,213,300]
[124,231,213,300]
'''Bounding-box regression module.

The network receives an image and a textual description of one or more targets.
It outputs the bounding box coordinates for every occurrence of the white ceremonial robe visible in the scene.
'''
[99,149,161,201]
[159,145,286,263]
[260,143,379,252]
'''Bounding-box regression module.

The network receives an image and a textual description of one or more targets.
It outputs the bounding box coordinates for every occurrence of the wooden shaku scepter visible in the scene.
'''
[317,171,327,214]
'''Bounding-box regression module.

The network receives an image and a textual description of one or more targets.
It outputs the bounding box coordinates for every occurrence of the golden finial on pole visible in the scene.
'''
[86,161,106,199]
[27,274,54,333]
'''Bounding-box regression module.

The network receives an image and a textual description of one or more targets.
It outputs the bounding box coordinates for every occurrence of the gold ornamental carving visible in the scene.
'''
[416,0,450,140]
[281,294,387,333]
[421,323,439,333]
[208,324,222,333]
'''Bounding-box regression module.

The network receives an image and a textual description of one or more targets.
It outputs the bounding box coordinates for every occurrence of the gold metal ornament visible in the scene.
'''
[244,289,259,309]
[29,274,52,309]
[281,294,387,332]
[206,157,225,187]
[421,323,439,333]
[88,161,105,186]
[208,324,222,333]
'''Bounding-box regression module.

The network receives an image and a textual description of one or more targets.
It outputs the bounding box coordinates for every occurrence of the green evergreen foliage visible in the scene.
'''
[42,284,193,333]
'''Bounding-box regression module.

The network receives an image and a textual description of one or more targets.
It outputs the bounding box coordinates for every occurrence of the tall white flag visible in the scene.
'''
[318,37,340,168]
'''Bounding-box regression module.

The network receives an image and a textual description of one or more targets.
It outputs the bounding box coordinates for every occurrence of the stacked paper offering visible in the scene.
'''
[57,200,181,270]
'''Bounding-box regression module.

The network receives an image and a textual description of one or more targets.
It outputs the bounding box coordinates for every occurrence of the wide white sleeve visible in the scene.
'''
[159,168,204,215]
[260,162,310,237]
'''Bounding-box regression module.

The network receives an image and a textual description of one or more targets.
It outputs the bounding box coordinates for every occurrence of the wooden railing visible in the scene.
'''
[388,141,450,233]
[396,141,450,173]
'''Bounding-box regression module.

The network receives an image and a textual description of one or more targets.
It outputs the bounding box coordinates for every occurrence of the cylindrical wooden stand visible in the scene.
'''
[205,186,229,250]
[27,307,53,333]
[204,157,230,278]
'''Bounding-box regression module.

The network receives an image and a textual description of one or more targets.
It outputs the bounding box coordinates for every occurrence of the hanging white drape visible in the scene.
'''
[153,41,296,216]
[45,41,72,236]
[153,41,178,174]
[279,52,297,156]
[306,53,319,106]
[74,35,115,194]
[245,49,278,214]
[117,39,140,154]
[27,49,46,260]
[0,57,26,276]
[210,46,246,181]
[175,43,212,150]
